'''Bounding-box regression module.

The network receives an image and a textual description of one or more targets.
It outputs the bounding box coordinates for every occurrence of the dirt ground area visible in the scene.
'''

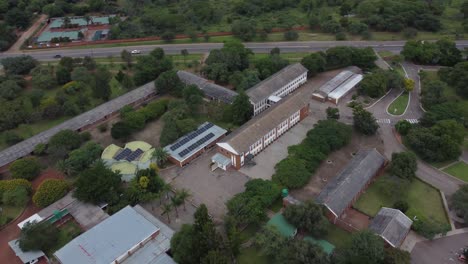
[129,118,164,148]
[339,208,371,231]
[290,131,385,202]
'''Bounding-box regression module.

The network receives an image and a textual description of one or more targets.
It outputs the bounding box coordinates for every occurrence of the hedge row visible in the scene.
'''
[0,179,32,193]
[272,119,352,189]
[32,179,69,208]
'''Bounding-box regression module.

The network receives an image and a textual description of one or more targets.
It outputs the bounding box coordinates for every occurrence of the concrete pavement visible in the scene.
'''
[2,40,468,61]
[411,232,468,264]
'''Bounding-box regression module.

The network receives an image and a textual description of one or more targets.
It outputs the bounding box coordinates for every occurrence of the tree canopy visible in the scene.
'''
[284,201,329,237]
[18,221,59,252]
[353,106,379,135]
[10,157,42,180]
[389,152,417,181]
[452,185,468,223]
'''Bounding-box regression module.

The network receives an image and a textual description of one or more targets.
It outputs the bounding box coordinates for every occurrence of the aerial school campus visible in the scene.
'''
[0,1,468,264]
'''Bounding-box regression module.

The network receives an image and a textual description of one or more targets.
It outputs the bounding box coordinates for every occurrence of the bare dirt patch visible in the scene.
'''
[290,130,384,202]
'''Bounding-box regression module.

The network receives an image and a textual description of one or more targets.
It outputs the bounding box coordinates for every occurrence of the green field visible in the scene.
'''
[354,175,449,225]
[387,92,409,116]
[324,224,352,249]
[46,221,82,256]
[443,161,468,182]
[0,205,25,226]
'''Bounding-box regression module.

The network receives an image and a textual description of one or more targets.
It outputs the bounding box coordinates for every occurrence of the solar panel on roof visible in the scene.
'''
[126,148,144,161]
[114,148,131,160]
[204,123,214,129]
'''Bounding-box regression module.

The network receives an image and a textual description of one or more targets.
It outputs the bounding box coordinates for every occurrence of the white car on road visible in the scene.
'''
[131,49,141,54]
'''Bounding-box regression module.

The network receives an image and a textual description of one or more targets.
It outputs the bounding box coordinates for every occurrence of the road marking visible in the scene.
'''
[406,119,419,124]
[377,119,391,124]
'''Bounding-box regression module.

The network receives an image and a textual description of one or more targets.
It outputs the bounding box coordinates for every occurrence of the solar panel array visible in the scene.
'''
[126,148,144,161]
[178,132,215,158]
[114,148,132,160]
[169,123,215,152]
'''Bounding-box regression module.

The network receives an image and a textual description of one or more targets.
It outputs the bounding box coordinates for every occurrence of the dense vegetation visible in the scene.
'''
[273,119,352,188]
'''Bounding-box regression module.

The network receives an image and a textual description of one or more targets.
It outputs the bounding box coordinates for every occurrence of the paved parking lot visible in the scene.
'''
[240,115,319,180]
[161,149,250,223]
[411,232,468,264]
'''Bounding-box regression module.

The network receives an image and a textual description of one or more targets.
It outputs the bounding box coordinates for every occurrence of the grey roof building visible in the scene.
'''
[316,149,386,220]
[54,205,175,264]
[8,239,46,264]
[219,84,311,154]
[369,207,413,247]
[177,70,238,104]
[0,81,156,169]
[246,63,308,104]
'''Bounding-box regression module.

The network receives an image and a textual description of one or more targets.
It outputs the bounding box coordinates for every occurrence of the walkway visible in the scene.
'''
[6,15,47,53]
[0,81,156,168]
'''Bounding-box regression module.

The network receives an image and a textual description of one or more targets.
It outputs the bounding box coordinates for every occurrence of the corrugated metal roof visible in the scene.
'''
[8,239,44,264]
[328,74,363,100]
[219,84,310,153]
[177,71,238,104]
[369,207,412,247]
[318,71,354,95]
[246,63,308,103]
[54,206,161,264]
[316,149,386,217]
[164,122,227,162]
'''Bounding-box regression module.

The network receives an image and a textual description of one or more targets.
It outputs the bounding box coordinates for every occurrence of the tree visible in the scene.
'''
[353,106,378,135]
[452,185,468,223]
[0,80,22,100]
[177,188,191,211]
[71,67,92,84]
[1,56,38,75]
[18,221,59,252]
[183,84,204,111]
[439,62,468,98]
[273,157,311,189]
[32,179,69,208]
[56,66,71,85]
[111,121,132,139]
[93,66,112,100]
[389,152,417,180]
[181,49,189,64]
[403,78,414,92]
[421,80,447,108]
[283,201,329,236]
[151,147,169,167]
[58,142,103,176]
[284,30,299,41]
[121,74,135,90]
[384,247,411,264]
[279,239,330,264]
[301,52,326,77]
[228,91,253,125]
[326,107,340,119]
[74,161,122,204]
[395,120,412,135]
[2,186,29,207]
[171,224,194,262]
[321,20,342,33]
[82,56,96,71]
[406,126,461,162]
[48,130,82,157]
[121,49,133,67]
[32,67,57,90]
[154,70,184,96]
[255,226,287,260]
[232,19,256,41]
[171,194,183,217]
[59,57,74,72]
[349,22,369,35]
[359,70,388,98]
[133,53,173,85]
[340,230,385,264]
[10,157,42,180]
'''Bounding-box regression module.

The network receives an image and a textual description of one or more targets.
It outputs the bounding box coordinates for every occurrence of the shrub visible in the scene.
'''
[335,31,347,40]
[395,120,412,135]
[4,131,22,146]
[48,129,82,154]
[33,143,47,155]
[0,179,32,193]
[32,179,69,208]
[284,31,299,41]
[2,186,29,207]
[98,123,107,132]
[393,200,409,213]
[10,157,42,180]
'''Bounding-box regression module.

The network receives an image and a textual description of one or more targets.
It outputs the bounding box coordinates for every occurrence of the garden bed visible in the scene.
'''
[387,92,409,116]
[0,205,25,227]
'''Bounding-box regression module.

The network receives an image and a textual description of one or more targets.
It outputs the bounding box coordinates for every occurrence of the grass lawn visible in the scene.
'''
[354,175,449,225]
[237,247,270,264]
[46,220,82,256]
[443,161,468,182]
[324,224,352,249]
[429,159,459,169]
[0,205,25,226]
[387,92,409,116]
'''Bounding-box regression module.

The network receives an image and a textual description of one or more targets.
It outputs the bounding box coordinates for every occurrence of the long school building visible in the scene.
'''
[215,86,311,170]
[247,63,308,116]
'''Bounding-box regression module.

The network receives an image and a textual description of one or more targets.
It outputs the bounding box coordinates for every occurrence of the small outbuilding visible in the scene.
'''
[311,68,363,105]
[267,213,297,238]
[8,239,47,264]
[369,207,413,248]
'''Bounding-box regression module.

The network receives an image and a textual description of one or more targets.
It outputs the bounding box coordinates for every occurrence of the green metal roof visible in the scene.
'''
[267,213,297,238]
[304,236,335,255]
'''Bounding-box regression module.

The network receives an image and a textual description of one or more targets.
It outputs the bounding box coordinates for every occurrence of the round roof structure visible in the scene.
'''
[125,141,152,152]
[101,144,122,160]
[111,162,137,175]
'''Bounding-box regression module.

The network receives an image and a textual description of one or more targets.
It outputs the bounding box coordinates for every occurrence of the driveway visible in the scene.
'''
[239,116,318,180]
[161,149,250,222]
[6,14,47,53]
[411,232,468,264]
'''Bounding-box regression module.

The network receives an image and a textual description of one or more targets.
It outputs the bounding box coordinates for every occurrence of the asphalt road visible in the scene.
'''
[2,40,468,61]
[411,232,468,264]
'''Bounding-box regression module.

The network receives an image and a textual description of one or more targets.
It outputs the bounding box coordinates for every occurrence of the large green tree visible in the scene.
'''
[58,142,103,176]
[93,66,112,100]
[301,52,327,77]
[283,201,329,237]
[1,56,37,75]
[18,221,60,252]
[154,70,184,96]
[74,161,122,204]
[10,157,42,180]
[133,48,173,85]
[452,185,468,223]
[353,106,378,135]
[228,90,253,125]
[389,152,417,181]
[339,230,385,264]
